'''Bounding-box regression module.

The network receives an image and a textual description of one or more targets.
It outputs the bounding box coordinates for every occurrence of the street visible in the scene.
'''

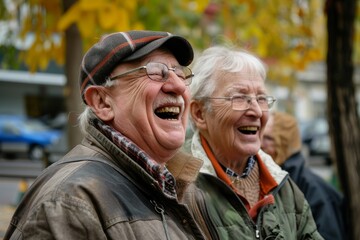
[0,159,43,239]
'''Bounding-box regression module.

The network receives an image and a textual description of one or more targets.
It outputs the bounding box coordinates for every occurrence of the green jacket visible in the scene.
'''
[181,131,324,240]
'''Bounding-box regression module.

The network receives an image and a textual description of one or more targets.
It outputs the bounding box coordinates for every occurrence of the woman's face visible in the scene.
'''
[198,71,269,168]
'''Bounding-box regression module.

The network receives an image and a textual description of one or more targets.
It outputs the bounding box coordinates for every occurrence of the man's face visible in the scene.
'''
[199,71,269,166]
[106,50,191,164]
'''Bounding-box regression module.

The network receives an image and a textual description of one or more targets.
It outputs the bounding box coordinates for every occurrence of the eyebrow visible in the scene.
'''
[225,84,248,94]
[229,83,268,94]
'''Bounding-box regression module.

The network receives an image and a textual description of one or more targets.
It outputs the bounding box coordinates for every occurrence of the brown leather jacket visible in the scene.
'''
[4,123,205,240]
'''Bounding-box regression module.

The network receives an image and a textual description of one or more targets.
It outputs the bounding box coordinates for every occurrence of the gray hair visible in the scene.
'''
[77,78,118,135]
[78,106,91,135]
[189,46,267,129]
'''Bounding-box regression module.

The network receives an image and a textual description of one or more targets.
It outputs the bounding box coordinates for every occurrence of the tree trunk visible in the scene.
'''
[326,0,360,239]
[63,0,83,149]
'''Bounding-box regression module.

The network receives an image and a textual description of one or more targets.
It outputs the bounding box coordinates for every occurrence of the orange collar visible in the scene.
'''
[200,135,233,186]
[200,134,278,196]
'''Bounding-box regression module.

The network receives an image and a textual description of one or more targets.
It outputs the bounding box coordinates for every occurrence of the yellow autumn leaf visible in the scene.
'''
[39,50,49,70]
[24,48,38,72]
[257,40,268,57]
[20,17,33,39]
[296,60,306,70]
[57,2,81,31]
[131,22,145,31]
[287,51,300,65]
[248,25,263,39]
[77,0,104,11]
[306,48,323,62]
[296,6,305,18]
[121,0,137,11]
[98,3,119,29]
[288,52,306,70]
[38,0,62,13]
[294,41,306,52]
[300,26,313,37]
[247,1,256,15]
[77,12,97,38]
[28,0,39,5]
[113,9,130,31]
[49,40,64,65]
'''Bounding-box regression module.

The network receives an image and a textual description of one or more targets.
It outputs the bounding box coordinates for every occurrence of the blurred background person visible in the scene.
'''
[261,111,346,240]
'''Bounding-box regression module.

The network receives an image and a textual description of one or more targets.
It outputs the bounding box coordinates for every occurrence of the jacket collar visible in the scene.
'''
[166,151,204,200]
[190,130,288,184]
[83,114,204,200]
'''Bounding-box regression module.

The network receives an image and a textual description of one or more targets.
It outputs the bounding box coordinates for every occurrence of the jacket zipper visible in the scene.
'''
[255,227,260,239]
[151,200,171,240]
[219,177,260,239]
[254,175,289,239]
[200,174,260,239]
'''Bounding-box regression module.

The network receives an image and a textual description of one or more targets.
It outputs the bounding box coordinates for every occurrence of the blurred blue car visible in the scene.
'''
[0,115,62,160]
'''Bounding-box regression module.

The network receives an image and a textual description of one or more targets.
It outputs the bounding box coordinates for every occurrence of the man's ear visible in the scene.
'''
[190,101,207,130]
[83,86,114,121]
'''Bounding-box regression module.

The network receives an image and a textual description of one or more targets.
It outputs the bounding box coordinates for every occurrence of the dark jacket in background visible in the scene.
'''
[283,152,346,240]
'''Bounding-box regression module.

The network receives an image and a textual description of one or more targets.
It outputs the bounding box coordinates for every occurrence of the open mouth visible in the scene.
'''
[238,126,258,135]
[155,106,181,120]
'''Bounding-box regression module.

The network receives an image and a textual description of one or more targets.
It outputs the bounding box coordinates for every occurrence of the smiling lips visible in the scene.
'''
[155,106,181,120]
[238,126,259,135]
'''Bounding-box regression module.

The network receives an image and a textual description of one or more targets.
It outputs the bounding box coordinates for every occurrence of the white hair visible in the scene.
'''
[189,46,267,129]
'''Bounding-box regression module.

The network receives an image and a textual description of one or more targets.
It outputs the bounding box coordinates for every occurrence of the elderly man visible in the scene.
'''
[183,46,324,239]
[5,31,205,240]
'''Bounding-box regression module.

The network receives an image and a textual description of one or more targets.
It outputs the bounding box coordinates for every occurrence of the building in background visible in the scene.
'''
[267,62,360,122]
[0,61,66,121]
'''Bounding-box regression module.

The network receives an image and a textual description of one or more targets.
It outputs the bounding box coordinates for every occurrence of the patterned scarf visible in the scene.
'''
[222,156,256,178]
[91,118,177,198]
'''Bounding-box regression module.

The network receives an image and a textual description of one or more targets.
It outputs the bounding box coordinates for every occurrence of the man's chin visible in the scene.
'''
[160,134,184,150]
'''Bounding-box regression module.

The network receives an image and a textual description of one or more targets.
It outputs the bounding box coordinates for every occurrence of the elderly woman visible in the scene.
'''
[183,46,323,239]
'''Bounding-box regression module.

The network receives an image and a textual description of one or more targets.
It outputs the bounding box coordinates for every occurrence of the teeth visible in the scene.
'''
[155,106,180,114]
[155,106,181,120]
[238,126,258,131]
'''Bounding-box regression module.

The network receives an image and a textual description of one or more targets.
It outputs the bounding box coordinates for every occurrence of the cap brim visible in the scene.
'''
[123,35,194,66]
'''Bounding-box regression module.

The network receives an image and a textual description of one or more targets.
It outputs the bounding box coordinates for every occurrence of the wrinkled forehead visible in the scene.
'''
[212,71,267,95]
[214,70,266,87]
[218,70,265,81]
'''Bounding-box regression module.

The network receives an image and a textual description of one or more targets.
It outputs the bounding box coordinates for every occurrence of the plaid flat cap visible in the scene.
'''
[80,30,194,102]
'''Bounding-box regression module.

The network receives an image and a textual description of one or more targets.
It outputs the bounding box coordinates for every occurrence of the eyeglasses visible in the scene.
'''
[107,62,194,86]
[206,94,276,111]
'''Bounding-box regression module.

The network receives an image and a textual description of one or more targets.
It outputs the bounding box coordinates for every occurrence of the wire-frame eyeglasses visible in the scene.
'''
[205,94,276,111]
[106,62,194,86]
